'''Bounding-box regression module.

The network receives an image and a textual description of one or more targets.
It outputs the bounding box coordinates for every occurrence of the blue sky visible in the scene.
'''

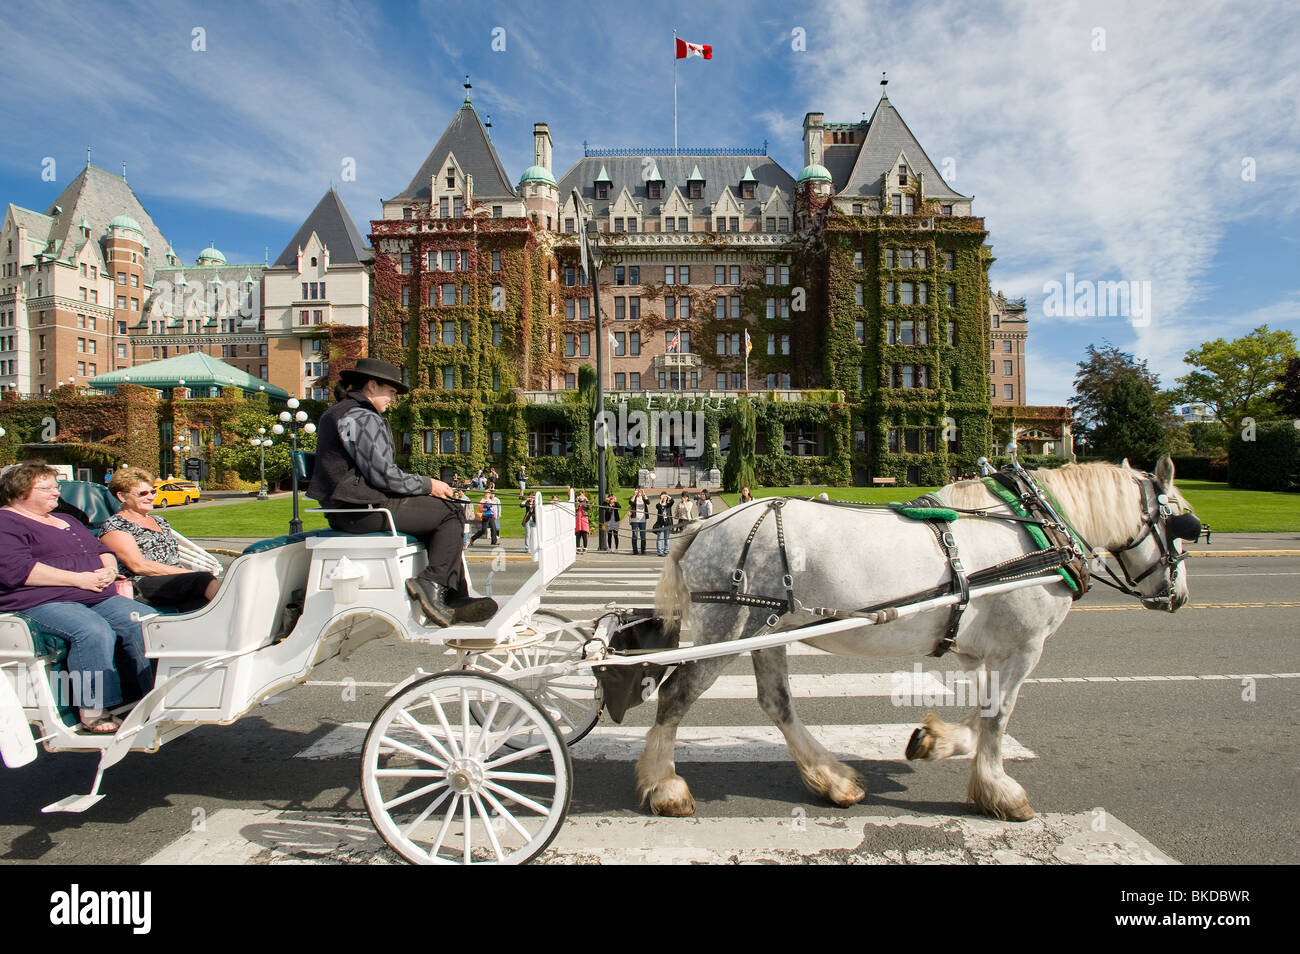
[2,0,1297,406]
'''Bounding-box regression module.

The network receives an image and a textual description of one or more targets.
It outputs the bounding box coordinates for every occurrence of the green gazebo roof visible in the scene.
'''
[89,352,288,398]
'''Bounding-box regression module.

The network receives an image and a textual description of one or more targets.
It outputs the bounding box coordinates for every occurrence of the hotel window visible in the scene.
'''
[780,334,789,355]
[301,308,312,324]
[779,266,789,284]
[88,339,96,354]
[614,332,626,356]
[854,252,863,268]
[117,343,127,359]
[77,361,85,376]
[767,334,775,355]
[443,367,455,389]
[401,287,410,308]
[461,324,470,346]
[579,298,589,319]
[441,251,455,271]
[852,203,863,215]
[717,373,726,389]
[900,282,914,305]
[941,204,953,216]
[440,198,449,217]
[314,310,323,323]
[666,297,676,319]
[491,284,504,311]
[855,321,864,344]
[766,217,776,232]
[765,266,775,284]
[565,267,575,286]
[596,183,609,199]
[616,373,626,389]
[664,266,676,285]
[891,195,902,214]
[614,218,624,232]
[131,274,138,287]
[628,372,640,389]
[628,218,638,232]
[401,323,410,347]
[946,321,955,346]
[778,218,789,232]
[946,284,956,305]
[917,283,928,305]
[579,333,590,357]
[565,217,575,232]
[442,323,456,346]
[944,252,955,271]
[1003,360,1013,375]
[629,332,640,355]
[766,373,776,388]
[117,271,126,285]
[492,322,501,346]
[77,338,85,352]
[130,298,138,311]
[678,217,688,232]
[715,298,726,319]
[491,251,501,271]
[459,251,470,270]
[664,217,675,233]
[616,266,625,285]
[565,333,575,356]
[730,296,740,318]
[903,196,914,214]
[1003,339,1013,352]
[857,367,864,390]
[401,253,411,273]
[766,298,775,319]
[117,295,126,309]
[900,249,914,269]
[629,266,639,284]
[1004,384,1014,400]
[616,297,626,319]
[729,217,739,232]
[715,218,726,232]
[854,284,863,306]
[441,284,456,305]
[730,266,740,284]
[992,314,1001,329]
[916,250,927,268]
[715,265,725,284]
[688,182,702,199]
[453,198,463,218]
[565,299,575,320]
[629,296,640,319]
[566,373,577,389]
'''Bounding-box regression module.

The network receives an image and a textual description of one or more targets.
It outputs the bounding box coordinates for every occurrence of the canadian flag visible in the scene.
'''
[676,37,712,59]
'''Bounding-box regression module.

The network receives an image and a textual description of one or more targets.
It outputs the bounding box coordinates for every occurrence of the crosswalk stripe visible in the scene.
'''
[291,722,1035,761]
[142,807,1173,865]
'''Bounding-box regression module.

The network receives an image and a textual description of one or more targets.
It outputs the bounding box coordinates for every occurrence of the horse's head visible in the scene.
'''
[1107,456,1198,611]
[1041,456,1198,612]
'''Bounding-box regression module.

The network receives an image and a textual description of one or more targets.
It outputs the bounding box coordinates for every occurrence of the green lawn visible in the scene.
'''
[162,479,1300,540]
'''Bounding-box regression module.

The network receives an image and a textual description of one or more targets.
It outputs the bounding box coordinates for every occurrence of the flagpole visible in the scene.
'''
[673,29,678,156]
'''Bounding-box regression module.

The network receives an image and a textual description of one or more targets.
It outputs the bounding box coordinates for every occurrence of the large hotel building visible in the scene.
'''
[1,86,1065,484]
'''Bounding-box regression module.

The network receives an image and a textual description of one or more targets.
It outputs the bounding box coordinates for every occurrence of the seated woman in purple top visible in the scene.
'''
[0,461,156,734]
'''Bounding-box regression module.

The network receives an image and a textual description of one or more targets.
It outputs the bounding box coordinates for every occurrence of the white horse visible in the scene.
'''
[641,457,1195,821]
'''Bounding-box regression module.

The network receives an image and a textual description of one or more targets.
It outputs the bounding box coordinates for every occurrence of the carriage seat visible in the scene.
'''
[242,529,421,555]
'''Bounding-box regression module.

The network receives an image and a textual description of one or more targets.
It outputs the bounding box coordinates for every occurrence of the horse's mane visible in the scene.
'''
[937,461,1176,547]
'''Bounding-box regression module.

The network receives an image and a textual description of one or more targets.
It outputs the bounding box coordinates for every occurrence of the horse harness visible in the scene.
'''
[687,464,1177,658]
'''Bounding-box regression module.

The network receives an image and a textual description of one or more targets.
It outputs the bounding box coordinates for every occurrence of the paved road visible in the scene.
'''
[1,547,1296,865]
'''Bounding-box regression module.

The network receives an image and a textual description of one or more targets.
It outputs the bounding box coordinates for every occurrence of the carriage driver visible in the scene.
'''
[308,358,497,627]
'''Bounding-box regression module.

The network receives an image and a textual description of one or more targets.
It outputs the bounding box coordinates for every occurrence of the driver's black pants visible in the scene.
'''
[327,496,468,594]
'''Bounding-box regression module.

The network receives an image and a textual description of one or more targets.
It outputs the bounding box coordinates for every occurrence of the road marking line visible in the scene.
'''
[291,722,1036,762]
[1073,601,1300,611]
[141,808,1174,865]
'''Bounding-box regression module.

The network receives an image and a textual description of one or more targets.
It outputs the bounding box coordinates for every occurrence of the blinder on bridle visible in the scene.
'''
[1101,473,1199,605]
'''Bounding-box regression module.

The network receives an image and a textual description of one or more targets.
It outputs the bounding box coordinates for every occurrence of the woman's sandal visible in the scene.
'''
[78,715,122,735]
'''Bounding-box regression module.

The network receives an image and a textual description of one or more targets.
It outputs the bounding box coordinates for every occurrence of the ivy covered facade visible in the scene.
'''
[358,87,1047,487]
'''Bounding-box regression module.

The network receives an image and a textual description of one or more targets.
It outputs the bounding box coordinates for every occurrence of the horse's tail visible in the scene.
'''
[654,521,706,642]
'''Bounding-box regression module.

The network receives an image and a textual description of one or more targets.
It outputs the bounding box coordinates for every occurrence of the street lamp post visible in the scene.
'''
[272,397,316,534]
[574,190,609,551]
[171,443,191,480]
[250,427,273,500]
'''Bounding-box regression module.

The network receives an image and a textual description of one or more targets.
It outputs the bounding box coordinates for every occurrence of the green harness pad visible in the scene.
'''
[981,477,1079,592]
[889,504,961,523]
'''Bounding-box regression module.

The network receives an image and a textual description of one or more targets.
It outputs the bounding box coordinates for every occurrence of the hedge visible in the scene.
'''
[1228,422,1300,491]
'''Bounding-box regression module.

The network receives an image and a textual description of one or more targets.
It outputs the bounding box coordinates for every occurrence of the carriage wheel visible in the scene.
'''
[361,671,572,865]
[462,610,602,750]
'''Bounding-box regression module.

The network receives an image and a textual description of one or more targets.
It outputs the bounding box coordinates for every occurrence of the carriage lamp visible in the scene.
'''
[172,443,191,481]
[250,427,273,500]
[274,398,316,534]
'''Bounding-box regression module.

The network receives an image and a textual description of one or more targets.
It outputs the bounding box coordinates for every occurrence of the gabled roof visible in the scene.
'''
[89,351,287,398]
[838,93,967,201]
[41,165,175,282]
[272,188,369,269]
[556,155,794,218]
[7,204,55,244]
[389,101,516,202]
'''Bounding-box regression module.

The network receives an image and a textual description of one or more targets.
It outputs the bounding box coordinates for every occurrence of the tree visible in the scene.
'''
[1271,357,1300,418]
[722,398,758,493]
[1069,342,1164,438]
[1175,325,1298,433]
[1090,373,1167,468]
[577,363,598,487]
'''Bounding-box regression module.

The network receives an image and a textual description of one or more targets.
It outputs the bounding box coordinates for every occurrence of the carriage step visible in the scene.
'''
[42,793,106,814]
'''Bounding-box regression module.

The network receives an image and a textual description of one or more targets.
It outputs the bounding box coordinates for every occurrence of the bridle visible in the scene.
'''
[1084,472,1200,607]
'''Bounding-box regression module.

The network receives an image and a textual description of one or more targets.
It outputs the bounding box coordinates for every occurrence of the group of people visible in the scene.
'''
[0,462,222,734]
[569,486,732,556]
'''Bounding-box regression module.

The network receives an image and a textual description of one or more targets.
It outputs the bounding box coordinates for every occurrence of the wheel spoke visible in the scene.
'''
[462,794,472,865]
[479,788,532,841]
[380,734,447,769]
[396,708,456,765]
[472,694,503,759]
[402,787,454,839]
[428,793,461,858]
[484,743,550,770]
[374,768,446,778]
[486,771,556,783]
[483,779,552,816]
[426,692,462,759]
[382,779,448,813]
[471,792,506,862]
[481,712,538,759]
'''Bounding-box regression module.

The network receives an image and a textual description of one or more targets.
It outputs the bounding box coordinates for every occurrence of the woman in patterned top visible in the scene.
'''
[100,468,219,613]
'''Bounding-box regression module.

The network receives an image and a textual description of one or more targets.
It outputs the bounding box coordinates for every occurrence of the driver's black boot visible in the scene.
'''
[405,578,455,627]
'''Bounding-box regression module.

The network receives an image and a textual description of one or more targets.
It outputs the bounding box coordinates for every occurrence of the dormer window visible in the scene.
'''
[741,182,755,200]
[689,182,702,200]
[647,181,663,199]
[596,182,609,200]
[898,168,908,186]
[446,168,456,188]
[310,256,317,267]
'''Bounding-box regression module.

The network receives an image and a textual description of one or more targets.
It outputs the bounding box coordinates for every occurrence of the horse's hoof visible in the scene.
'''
[1003,800,1035,822]
[905,727,933,760]
[648,777,696,817]
[827,775,867,808]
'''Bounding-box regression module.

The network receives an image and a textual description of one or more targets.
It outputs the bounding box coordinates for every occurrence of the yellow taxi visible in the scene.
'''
[153,479,201,508]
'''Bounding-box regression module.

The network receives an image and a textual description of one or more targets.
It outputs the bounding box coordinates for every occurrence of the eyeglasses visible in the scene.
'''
[131,489,153,497]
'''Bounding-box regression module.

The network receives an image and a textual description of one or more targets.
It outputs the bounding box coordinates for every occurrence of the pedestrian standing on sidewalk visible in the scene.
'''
[602,493,621,551]
[517,464,527,493]
[673,490,695,532]
[698,489,713,519]
[521,493,536,554]
[574,491,590,554]
[653,492,672,556]
[627,489,649,554]
[739,486,754,504]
